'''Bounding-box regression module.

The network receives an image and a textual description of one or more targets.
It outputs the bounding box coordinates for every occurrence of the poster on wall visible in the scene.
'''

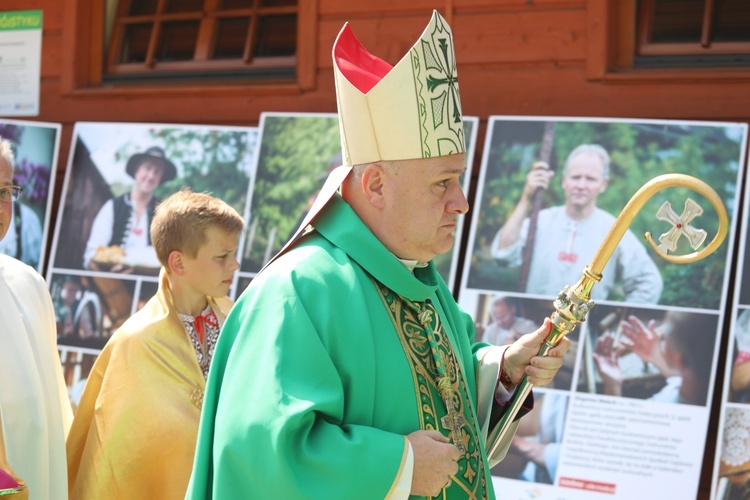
[458,116,747,499]
[713,151,750,500]
[48,122,258,407]
[0,118,60,272]
[236,112,479,295]
[0,10,42,116]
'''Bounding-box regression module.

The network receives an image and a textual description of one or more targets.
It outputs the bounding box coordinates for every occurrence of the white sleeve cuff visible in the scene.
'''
[388,440,413,499]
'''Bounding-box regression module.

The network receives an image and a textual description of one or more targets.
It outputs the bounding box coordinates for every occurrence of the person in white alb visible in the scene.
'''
[0,136,72,499]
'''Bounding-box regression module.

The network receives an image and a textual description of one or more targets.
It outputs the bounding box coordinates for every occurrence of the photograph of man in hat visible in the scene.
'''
[83,146,177,273]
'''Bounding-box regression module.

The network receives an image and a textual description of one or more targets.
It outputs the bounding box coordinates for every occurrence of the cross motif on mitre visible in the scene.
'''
[422,16,462,131]
[656,198,708,253]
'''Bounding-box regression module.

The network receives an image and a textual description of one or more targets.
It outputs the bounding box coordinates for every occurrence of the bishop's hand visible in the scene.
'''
[407,430,459,497]
[502,318,570,386]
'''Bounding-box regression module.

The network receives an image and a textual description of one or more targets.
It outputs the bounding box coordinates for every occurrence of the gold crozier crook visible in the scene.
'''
[486,173,730,458]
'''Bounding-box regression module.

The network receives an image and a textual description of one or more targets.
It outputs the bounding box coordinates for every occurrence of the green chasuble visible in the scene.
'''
[188,194,520,499]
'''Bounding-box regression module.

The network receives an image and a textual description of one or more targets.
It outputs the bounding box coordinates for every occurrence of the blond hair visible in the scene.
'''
[150,189,245,266]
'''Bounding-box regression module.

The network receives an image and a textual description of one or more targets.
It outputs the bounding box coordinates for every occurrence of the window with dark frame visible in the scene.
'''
[635,0,750,67]
[103,0,298,84]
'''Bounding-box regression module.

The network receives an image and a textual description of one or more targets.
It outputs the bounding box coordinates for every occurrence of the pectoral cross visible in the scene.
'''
[656,198,708,253]
[440,385,467,454]
[416,302,469,455]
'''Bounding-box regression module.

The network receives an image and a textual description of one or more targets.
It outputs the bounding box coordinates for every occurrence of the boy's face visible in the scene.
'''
[182,227,240,299]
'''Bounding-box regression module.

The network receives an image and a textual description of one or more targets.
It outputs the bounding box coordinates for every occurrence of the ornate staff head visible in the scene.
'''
[549,173,729,344]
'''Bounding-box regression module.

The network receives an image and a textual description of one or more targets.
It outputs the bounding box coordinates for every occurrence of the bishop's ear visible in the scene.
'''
[360,163,387,209]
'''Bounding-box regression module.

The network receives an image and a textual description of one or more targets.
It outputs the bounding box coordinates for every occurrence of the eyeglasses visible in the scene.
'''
[0,185,22,203]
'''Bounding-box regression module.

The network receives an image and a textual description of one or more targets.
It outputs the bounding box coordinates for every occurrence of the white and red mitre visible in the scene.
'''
[332,10,465,166]
[263,11,466,271]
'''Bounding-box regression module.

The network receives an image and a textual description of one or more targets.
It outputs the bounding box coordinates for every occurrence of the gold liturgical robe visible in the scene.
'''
[66,270,232,500]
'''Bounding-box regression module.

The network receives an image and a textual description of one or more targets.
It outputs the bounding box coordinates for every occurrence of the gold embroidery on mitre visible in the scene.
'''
[332,10,465,167]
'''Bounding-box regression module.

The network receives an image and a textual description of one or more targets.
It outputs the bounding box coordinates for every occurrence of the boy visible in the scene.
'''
[66,189,244,499]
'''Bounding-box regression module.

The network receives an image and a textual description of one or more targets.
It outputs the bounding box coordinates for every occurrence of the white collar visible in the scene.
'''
[394,254,429,273]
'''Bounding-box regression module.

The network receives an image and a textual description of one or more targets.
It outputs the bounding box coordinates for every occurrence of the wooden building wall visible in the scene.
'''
[13,0,750,181]
[4,1,748,498]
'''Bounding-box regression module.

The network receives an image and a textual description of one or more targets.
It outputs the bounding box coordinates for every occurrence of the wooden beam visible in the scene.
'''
[585,0,610,80]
